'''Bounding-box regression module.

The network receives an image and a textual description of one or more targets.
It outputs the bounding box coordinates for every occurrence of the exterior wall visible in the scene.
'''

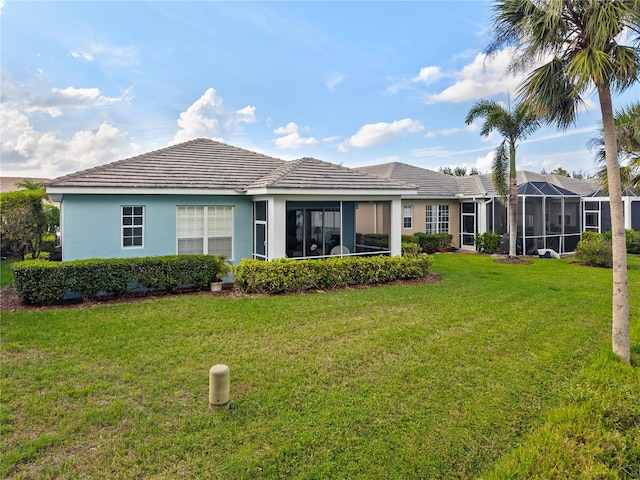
[60,194,253,262]
[355,201,391,235]
[399,199,461,248]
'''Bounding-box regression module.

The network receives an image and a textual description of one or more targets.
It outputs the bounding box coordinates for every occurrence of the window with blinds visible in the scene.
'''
[177,206,233,258]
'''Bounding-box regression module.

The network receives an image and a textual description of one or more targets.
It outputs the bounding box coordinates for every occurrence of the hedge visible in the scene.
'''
[232,254,434,294]
[12,254,228,305]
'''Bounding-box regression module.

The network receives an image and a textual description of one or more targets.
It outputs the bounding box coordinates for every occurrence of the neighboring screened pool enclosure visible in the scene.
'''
[485,181,582,254]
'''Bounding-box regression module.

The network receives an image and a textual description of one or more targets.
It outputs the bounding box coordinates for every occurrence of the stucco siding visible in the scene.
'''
[400,200,461,248]
[60,194,253,261]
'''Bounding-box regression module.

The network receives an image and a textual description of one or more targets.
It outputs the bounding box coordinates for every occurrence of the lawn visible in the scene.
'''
[1,254,639,479]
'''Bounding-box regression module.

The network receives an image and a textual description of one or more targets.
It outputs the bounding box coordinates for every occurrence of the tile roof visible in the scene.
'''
[249,157,413,190]
[48,139,285,190]
[48,139,412,193]
[355,162,459,197]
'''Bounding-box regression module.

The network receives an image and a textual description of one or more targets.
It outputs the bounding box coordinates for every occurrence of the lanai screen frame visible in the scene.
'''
[486,182,582,254]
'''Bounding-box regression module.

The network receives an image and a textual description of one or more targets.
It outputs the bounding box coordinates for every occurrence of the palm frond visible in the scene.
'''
[492,141,509,201]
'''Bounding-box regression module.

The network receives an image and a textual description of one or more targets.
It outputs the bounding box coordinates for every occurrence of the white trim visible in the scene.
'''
[48,187,244,196]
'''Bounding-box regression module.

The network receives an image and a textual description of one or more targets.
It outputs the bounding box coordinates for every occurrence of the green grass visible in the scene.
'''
[1,258,17,288]
[1,254,639,479]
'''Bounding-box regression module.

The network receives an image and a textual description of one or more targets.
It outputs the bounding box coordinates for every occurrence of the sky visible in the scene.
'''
[1,1,639,180]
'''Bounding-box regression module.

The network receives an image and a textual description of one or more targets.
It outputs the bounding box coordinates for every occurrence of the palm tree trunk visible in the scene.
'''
[597,82,630,364]
[508,141,518,258]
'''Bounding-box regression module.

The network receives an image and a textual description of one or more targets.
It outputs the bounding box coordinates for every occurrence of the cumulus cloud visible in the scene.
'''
[339,118,423,152]
[274,122,319,149]
[1,79,137,177]
[412,66,443,85]
[425,47,529,104]
[171,88,257,145]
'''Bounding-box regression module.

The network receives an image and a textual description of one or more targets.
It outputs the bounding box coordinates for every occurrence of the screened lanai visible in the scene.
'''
[485,181,582,255]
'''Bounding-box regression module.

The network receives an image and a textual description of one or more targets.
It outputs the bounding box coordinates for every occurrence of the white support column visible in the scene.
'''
[268,198,287,260]
[390,198,402,256]
[624,197,631,230]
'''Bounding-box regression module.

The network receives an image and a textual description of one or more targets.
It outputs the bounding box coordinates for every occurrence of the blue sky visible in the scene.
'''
[2,1,639,179]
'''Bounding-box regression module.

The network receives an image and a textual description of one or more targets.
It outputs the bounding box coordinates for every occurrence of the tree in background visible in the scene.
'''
[590,101,640,192]
[465,99,541,258]
[439,166,480,176]
[488,0,639,363]
[550,167,570,177]
[0,190,46,260]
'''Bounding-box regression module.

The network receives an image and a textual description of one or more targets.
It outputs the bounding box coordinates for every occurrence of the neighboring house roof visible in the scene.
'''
[1,177,50,193]
[517,181,580,196]
[355,162,459,197]
[47,138,414,195]
[356,163,601,199]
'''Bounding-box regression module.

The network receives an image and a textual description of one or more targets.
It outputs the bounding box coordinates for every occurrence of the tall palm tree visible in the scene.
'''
[465,100,541,258]
[488,0,640,363]
[590,102,640,192]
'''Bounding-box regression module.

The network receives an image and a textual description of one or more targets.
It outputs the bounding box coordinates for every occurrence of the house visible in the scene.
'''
[46,139,416,263]
[357,162,628,255]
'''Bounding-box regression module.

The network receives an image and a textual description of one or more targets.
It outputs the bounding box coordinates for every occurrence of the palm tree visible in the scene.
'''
[15,179,45,191]
[465,100,541,258]
[488,0,640,363]
[590,102,640,192]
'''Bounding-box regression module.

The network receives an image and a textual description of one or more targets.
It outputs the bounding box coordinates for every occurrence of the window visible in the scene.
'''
[426,205,449,234]
[403,205,413,229]
[122,206,144,248]
[177,206,233,258]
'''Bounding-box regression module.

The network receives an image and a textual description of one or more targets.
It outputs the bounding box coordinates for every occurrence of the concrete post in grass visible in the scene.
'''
[209,364,230,409]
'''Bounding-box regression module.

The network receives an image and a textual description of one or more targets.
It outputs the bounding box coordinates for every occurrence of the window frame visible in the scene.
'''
[426,204,450,234]
[176,205,234,259]
[121,205,144,249]
[403,205,413,229]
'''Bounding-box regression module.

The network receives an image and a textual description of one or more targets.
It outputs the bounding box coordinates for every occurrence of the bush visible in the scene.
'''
[575,238,612,268]
[12,254,229,305]
[474,232,501,254]
[232,255,434,294]
[582,230,640,254]
[411,233,453,253]
[402,242,422,256]
[625,229,640,254]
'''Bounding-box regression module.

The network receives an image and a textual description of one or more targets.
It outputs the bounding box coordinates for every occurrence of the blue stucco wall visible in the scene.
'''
[61,194,254,262]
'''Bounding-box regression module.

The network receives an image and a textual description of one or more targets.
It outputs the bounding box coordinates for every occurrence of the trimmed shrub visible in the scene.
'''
[625,229,640,254]
[575,238,613,268]
[232,255,434,294]
[413,232,453,253]
[581,231,603,242]
[402,241,422,256]
[12,254,228,305]
[474,232,501,254]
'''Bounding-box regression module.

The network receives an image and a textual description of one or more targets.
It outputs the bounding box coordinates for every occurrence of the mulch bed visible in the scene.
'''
[1,274,442,313]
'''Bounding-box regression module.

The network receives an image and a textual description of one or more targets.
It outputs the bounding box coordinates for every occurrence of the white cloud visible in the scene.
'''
[339,118,423,152]
[412,66,442,85]
[425,47,528,104]
[85,41,139,67]
[274,122,319,149]
[70,51,94,62]
[325,73,344,93]
[171,88,257,144]
[1,107,136,177]
[1,79,137,177]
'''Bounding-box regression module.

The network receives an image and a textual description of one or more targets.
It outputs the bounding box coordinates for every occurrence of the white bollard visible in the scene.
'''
[209,364,230,409]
